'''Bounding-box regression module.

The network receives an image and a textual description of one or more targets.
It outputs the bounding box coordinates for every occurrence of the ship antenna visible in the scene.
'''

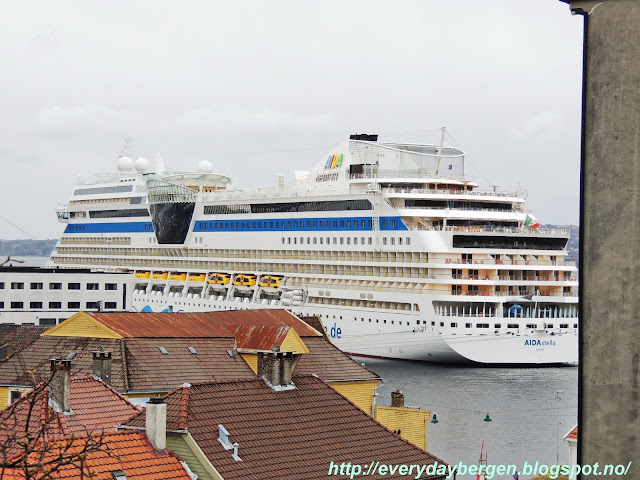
[434,127,446,176]
[119,137,133,158]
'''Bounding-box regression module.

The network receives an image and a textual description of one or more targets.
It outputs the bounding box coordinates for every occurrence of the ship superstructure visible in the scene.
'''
[47,132,578,364]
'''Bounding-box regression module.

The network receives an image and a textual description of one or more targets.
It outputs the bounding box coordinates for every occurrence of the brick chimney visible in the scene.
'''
[257,351,300,388]
[49,358,72,413]
[92,349,112,385]
[391,389,405,408]
[145,397,166,450]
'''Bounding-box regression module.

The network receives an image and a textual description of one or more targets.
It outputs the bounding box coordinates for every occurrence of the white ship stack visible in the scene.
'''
[48,130,579,365]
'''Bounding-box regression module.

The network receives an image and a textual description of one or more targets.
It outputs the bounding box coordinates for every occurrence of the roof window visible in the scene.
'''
[158,347,168,355]
[188,347,197,354]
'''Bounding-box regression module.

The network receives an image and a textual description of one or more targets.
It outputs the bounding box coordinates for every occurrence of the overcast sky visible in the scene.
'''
[0,1,583,240]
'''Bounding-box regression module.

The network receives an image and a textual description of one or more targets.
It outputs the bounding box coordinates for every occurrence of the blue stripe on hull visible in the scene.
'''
[64,222,154,233]
[63,216,408,234]
[193,216,408,232]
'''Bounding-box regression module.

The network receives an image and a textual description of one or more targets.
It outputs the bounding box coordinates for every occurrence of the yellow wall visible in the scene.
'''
[43,312,121,339]
[328,380,378,415]
[375,405,431,451]
[281,330,309,354]
[0,386,9,409]
[241,353,258,373]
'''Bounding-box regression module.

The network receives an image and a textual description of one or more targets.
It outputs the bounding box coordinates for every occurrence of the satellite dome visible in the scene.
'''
[197,160,214,173]
[134,157,149,173]
[117,156,134,171]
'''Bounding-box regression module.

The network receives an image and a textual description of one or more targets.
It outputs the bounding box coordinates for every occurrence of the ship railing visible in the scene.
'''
[75,172,137,186]
[198,185,355,203]
[379,186,524,198]
[436,257,576,267]
[288,281,578,297]
[398,205,522,214]
[348,171,476,182]
[407,225,570,235]
[447,274,577,281]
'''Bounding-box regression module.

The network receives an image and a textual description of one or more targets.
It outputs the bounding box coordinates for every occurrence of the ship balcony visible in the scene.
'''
[407,224,570,236]
[434,257,576,267]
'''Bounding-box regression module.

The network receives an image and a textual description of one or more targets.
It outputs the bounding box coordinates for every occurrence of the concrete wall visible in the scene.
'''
[561,1,640,477]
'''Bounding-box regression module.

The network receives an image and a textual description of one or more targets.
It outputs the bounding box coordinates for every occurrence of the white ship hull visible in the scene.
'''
[47,133,580,365]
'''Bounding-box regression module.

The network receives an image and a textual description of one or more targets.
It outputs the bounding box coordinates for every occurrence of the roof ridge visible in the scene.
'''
[178,386,190,430]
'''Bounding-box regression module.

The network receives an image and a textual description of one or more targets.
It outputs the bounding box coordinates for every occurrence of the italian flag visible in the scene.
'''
[524,214,540,229]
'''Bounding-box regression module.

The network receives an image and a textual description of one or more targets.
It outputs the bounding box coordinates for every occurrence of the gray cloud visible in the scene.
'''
[0,0,582,240]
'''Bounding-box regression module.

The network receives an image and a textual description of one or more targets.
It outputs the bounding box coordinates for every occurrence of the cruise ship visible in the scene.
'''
[47,132,579,364]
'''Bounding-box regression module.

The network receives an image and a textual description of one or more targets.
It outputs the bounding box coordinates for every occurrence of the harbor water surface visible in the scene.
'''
[365,358,578,479]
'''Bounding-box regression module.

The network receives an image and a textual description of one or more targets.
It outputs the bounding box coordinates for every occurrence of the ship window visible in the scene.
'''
[407,237,411,245]
[398,238,403,245]
[431,321,435,326]
[87,283,99,290]
[49,302,62,309]
[10,302,23,309]
[105,302,117,309]
[30,301,42,309]
[11,283,24,290]
[391,219,396,227]
[391,321,394,324]
[0,302,3,308]
[333,238,337,244]
[416,320,420,325]
[68,283,80,290]
[526,324,536,329]
[440,322,444,327]
[313,238,317,244]
[494,323,502,328]
[477,323,489,328]
[507,324,519,328]
[391,238,395,245]
[86,302,98,309]
[340,238,344,245]
[320,221,324,228]
[39,318,57,326]
[288,221,292,228]
[49,283,62,290]
[383,238,387,245]
[382,220,388,227]
[0,283,3,289]
[383,320,387,324]
[340,221,345,228]
[347,220,351,228]
[368,238,372,245]
[451,322,458,327]
[546,324,554,328]
[105,283,117,291]
[319,238,323,244]
[333,221,338,228]
[313,221,318,228]
[68,302,80,309]
[369,319,371,322]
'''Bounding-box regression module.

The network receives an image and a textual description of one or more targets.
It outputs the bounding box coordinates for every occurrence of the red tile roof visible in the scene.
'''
[0,430,193,479]
[0,324,48,359]
[123,338,256,391]
[125,376,444,480]
[0,376,140,457]
[565,425,578,440]
[295,337,380,381]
